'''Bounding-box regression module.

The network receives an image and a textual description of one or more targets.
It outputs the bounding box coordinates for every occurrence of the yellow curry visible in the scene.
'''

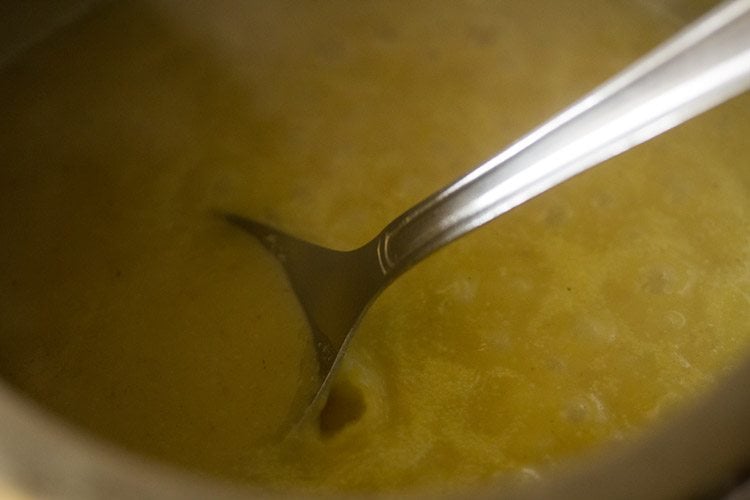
[1,0,749,495]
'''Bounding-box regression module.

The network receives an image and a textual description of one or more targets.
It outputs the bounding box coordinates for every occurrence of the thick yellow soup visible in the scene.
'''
[1,0,749,495]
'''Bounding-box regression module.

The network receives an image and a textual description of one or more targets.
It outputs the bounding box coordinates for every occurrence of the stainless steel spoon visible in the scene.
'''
[226,0,750,411]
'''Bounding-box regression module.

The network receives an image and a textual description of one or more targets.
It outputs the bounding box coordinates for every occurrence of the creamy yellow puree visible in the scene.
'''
[1,0,749,495]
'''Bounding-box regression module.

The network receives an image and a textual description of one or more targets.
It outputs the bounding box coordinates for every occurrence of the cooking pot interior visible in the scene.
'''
[1,0,749,498]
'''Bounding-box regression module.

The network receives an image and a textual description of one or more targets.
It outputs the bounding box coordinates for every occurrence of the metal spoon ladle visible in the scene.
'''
[225,0,750,415]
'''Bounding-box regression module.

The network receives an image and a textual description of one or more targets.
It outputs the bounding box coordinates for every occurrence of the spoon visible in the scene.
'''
[225,0,750,413]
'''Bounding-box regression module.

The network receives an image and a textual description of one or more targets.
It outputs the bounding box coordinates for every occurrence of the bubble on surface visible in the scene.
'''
[319,379,367,437]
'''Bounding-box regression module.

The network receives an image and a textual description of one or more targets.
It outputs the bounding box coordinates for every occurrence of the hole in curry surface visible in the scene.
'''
[319,379,366,436]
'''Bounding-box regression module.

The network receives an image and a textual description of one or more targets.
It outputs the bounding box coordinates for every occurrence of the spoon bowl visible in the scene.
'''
[223,214,384,379]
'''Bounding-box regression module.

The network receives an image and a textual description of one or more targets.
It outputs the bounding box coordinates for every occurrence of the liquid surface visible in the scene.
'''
[1,0,750,494]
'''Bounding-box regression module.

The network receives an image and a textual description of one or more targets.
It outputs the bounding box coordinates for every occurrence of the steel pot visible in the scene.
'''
[1,0,749,498]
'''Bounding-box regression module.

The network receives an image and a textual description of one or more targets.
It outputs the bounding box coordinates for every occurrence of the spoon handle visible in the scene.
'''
[374,0,750,278]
